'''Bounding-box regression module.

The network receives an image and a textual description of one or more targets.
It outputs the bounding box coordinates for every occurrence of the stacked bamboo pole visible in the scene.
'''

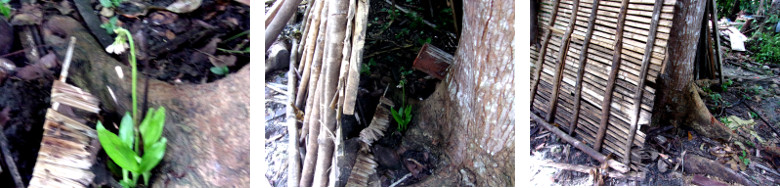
[289,0,370,186]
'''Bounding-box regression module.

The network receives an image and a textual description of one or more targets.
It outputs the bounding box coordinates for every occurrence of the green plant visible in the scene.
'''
[750,33,780,64]
[750,85,764,95]
[395,28,410,39]
[97,109,167,187]
[360,58,376,75]
[742,94,752,100]
[210,66,229,75]
[750,112,758,119]
[406,12,424,29]
[721,79,733,91]
[101,16,119,34]
[0,0,11,19]
[720,117,732,124]
[391,68,414,132]
[716,0,771,19]
[739,150,751,165]
[710,93,722,104]
[100,0,123,8]
[98,27,168,188]
[417,37,432,45]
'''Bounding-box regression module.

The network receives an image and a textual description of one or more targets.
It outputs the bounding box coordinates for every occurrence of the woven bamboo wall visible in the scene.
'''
[530,0,676,170]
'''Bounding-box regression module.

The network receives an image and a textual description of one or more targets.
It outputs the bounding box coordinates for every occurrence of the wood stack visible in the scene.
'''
[28,37,101,188]
[530,0,676,171]
[288,0,370,186]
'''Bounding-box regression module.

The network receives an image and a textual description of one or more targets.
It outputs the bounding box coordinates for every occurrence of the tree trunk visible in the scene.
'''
[408,0,514,186]
[728,0,741,21]
[652,0,735,141]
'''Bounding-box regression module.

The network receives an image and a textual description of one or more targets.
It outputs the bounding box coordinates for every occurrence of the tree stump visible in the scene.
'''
[41,16,250,187]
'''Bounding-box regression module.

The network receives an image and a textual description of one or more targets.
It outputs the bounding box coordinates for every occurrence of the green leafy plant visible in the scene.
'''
[98,27,168,188]
[0,0,11,19]
[395,28,410,39]
[210,66,229,75]
[750,112,758,119]
[719,117,732,125]
[100,0,123,8]
[750,85,764,95]
[721,79,733,91]
[710,93,722,105]
[391,68,414,132]
[360,58,376,75]
[739,150,750,165]
[100,16,119,34]
[750,33,780,65]
[417,37,432,45]
[97,109,167,187]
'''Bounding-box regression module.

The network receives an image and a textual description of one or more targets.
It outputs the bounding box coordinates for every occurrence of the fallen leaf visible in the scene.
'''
[165,30,176,40]
[37,53,58,69]
[10,4,43,26]
[149,11,178,26]
[166,0,202,14]
[209,55,236,67]
[15,63,52,80]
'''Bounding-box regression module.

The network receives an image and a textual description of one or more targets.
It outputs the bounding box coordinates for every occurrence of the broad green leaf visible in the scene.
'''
[210,66,229,75]
[138,108,155,146]
[404,104,412,115]
[97,121,139,172]
[141,107,166,148]
[99,0,113,8]
[0,4,10,19]
[139,138,167,172]
[142,171,151,185]
[119,112,134,148]
[390,108,401,123]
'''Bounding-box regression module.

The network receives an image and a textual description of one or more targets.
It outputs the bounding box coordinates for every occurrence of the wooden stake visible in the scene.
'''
[295,0,326,109]
[343,0,370,115]
[287,39,301,187]
[568,0,601,135]
[710,0,724,84]
[530,0,562,107]
[594,0,631,152]
[624,0,664,166]
[545,0,581,123]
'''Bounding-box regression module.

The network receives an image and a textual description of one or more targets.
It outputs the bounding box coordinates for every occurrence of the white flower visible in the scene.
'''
[106,42,129,54]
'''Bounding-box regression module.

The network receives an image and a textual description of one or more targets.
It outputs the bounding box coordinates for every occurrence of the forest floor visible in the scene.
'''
[0,0,249,186]
[264,0,461,186]
[529,40,780,186]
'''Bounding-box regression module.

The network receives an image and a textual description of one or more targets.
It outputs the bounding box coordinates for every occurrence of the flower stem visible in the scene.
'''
[115,28,138,125]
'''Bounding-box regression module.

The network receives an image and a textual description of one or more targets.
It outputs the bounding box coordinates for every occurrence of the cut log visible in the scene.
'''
[683,154,755,186]
[42,16,249,187]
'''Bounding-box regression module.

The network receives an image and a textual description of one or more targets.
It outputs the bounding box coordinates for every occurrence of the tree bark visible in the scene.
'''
[409,0,514,186]
[42,16,249,187]
[728,0,741,21]
[652,0,735,141]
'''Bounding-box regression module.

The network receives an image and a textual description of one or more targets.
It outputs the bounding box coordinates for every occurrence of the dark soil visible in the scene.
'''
[0,0,249,186]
